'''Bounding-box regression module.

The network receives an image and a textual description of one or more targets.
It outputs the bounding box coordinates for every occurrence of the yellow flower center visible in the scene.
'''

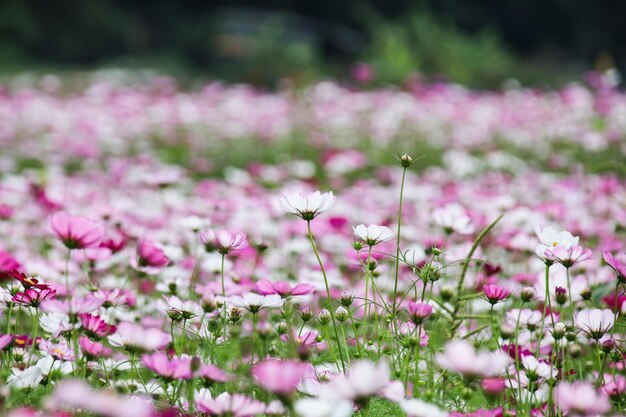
[52,348,64,357]
[552,242,558,247]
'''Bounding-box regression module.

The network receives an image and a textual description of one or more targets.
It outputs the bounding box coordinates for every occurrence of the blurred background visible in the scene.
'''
[1,0,624,88]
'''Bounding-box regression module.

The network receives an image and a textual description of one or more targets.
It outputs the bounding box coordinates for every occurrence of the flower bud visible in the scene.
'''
[190,356,202,373]
[520,287,536,303]
[299,308,314,322]
[318,309,331,324]
[555,287,568,305]
[440,284,454,301]
[400,153,414,168]
[340,292,355,307]
[553,322,566,339]
[229,307,243,323]
[601,338,616,353]
[335,306,349,322]
[569,343,582,358]
[580,288,592,301]
[277,322,289,335]
[167,309,183,322]
[352,241,364,251]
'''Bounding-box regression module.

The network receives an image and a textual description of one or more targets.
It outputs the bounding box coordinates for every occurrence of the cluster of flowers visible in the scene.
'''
[1,73,626,164]
[0,76,624,417]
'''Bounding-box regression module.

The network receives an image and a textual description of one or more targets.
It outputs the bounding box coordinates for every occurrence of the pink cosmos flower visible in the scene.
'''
[12,287,56,308]
[109,322,171,352]
[79,314,117,338]
[49,211,105,250]
[39,339,75,361]
[41,295,104,315]
[483,284,511,305]
[324,360,404,401]
[256,279,314,298]
[141,352,193,380]
[131,239,169,274]
[544,245,592,268]
[435,340,510,378]
[406,301,433,324]
[200,229,248,255]
[78,336,111,358]
[279,191,336,221]
[0,250,20,278]
[603,250,626,283]
[44,379,154,417]
[555,382,610,416]
[8,270,49,289]
[0,334,13,350]
[251,359,307,395]
[196,392,266,417]
[198,364,231,383]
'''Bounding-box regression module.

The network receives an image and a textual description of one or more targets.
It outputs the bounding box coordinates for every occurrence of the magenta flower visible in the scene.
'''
[8,270,49,289]
[49,211,105,250]
[483,284,511,305]
[196,392,266,417]
[200,229,248,255]
[141,352,193,380]
[0,251,20,277]
[12,287,56,308]
[79,314,117,338]
[256,279,314,298]
[406,301,433,324]
[198,364,231,383]
[604,250,626,283]
[131,239,169,273]
[544,245,592,268]
[251,359,307,395]
[78,336,111,359]
[555,382,610,416]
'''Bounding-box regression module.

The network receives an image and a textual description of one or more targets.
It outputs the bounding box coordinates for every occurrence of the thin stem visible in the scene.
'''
[536,263,553,356]
[28,308,39,366]
[307,220,346,373]
[392,167,407,329]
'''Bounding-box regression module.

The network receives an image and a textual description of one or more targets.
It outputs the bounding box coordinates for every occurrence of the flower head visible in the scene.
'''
[575,309,614,340]
[483,284,511,305]
[353,224,394,246]
[132,239,169,274]
[407,301,433,324]
[196,392,266,417]
[109,322,171,352]
[604,250,626,283]
[555,381,610,416]
[435,340,510,378]
[535,226,579,261]
[12,287,56,308]
[280,191,335,221]
[50,211,105,250]
[544,245,592,268]
[256,279,314,298]
[200,230,248,255]
[433,204,473,235]
[251,359,307,395]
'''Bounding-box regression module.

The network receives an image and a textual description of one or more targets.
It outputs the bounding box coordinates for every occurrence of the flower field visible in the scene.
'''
[0,75,625,417]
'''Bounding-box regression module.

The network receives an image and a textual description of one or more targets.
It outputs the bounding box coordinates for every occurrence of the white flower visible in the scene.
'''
[534,226,579,260]
[36,356,73,376]
[294,397,353,417]
[575,309,614,340]
[403,246,426,267]
[280,191,336,221]
[435,340,510,377]
[229,293,284,313]
[433,204,473,234]
[7,366,43,389]
[400,399,448,417]
[161,295,203,319]
[108,322,171,351]
[322,360,401,401]
[353,224,394,246]
[521,355,556,381]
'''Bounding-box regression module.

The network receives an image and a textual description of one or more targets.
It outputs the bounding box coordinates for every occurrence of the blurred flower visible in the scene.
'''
[555,381,610,416]
[575,309,614,340]
[251,359,307,395]
[49,211,105,250]
[200,230,248,255]
[435,340,509,378]
[353,224,394,246]
[196,392,266,417]
[256,279,314,298]
[433,204,473,235]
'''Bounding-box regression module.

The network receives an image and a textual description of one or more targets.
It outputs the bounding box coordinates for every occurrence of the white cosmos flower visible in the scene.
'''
[160,295,203,319]
[521,355,556,381]
[534,226,579,260]
[322,360,402,401]
[400,399,448,417]
[575,309,614,340]
[7,366,43,389]
[433,204,473,234]
[294,397,353,417]
[403,246,427,267]
[353,224,394,246]
[279,191,336,221]
[228,293,284,313]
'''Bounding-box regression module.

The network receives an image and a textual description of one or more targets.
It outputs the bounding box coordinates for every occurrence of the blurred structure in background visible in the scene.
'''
[1,0,624,88]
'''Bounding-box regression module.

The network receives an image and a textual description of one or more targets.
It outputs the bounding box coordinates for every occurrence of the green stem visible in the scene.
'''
[535,263,553,356]
[307,220,346,373]
[28,308,39,366]
[392,167,407,332]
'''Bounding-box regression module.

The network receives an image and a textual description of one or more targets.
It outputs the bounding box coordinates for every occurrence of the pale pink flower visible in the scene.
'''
[544,245,592,268]
[49,211,105,250]
[407,301,433,324]
[353,224,394,246]
[433,204,473,235]
[196,392,266,417]
[324,360,403,401]
[39,339,75,361]
[435,340,509,378]
[251,359,307,394]
[256,279,314,297]
[109,322,171,352]
[555,381,610,416]
[141,352,193,380]
[575,309,614,340]
[534,226,579,261]
[200,229,248,255]
[604,250,626,283]
[79,336,111,358]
